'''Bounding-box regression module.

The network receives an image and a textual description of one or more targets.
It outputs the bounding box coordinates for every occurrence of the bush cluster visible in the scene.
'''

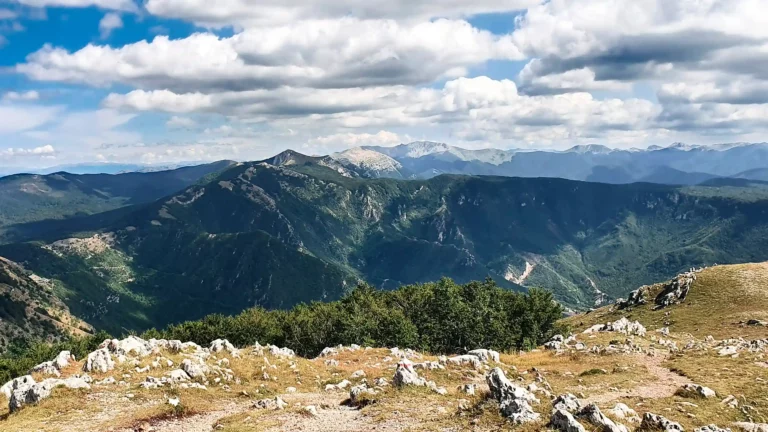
[1,278,564,383]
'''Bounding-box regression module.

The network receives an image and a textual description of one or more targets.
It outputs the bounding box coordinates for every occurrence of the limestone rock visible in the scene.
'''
[181,359,208,380]
[446,355,482,369]
[733,423,768,432]
[552,393,582,413]
[641,413,684,431]
[578,403,628,432]
[349,384,377,405]
[83,348,115,373]
[486,367,540,424]
[550,409,587,432]
[694,426,731,432]
[607,403,640,423]
[9,377,90,412]
[467,349,500,363]
[679,384,717,398]
[393,359,426,387]
[1,375,35,399]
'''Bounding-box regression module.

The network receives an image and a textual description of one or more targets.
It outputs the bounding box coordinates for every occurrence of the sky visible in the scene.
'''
[1,0,768,169]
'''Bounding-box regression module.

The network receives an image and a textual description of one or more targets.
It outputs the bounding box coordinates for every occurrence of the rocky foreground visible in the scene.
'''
[1,263,768,431]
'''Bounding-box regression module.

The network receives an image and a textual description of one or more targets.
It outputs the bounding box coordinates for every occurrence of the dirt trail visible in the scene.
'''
[586,353,692,404]
[112,401,247,432]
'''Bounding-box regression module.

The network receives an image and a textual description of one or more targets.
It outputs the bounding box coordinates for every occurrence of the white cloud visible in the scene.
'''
[3,90,40,101]
[0,9,17,19]
[1,144,55,156]
[19,19,522,91]
[166,116,196,128]
[99,12,123,39]
[143,0,537,27]
[15,0,137,12]
[0,104,61,133]
[0,35,7,49]
[305,130,403,150]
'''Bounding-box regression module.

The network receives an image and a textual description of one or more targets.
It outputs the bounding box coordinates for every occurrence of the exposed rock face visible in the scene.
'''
[607,403,640,423]
[583,317,646,336]
[83,348,115,373]
[393,359,426,387]
[486,367,540,424]
[30,351,74,377]
[467,349,500,363]
[349,384,377,405]
[617,286,649,309]
[10,377,90,412]
[550,409,587,432]
[733,423,768,432]
[694,426,731,432]
[446,355,482,369]
[1,375,35,399]
[577,403,628,432]
[553,393,581,412]
[655,271,697,308]
[641,413,684,431]
[210,339,240,356]
[679,383,717,398]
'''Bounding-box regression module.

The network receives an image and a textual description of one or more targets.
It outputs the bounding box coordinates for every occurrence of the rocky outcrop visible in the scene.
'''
[210,339,240,357]
[30,351,74,377]
[467,349,500,363]
[694,426,731,432]
[553,393,581,412]
[583,317,646,336]
[577,403,628,432]
[606,403,640,423]
[550,409,587,432]
[83,348,115,373]
[393,359,426,387]
[486,367,540,424]
[641,413,684,431]
[655,270,698,309]
[733,423,768,432]
[1,375,35,399]
[678,383,717,399]
[349,384,377,405]
[9,377,90,412]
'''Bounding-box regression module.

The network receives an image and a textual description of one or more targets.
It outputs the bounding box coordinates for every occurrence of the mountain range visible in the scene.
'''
[331,141,768,184]
[1,149,768,339]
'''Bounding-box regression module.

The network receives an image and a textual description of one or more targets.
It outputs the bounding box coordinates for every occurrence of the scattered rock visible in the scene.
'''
[467,349,500,363]
[607,403,640,423]
[694,426,731,432]
[733,423,768,432]
[393,359,426,387]
[83,348,115,373]
[553,393,581,413]
[551,409,587,432]
[641,412,684,431]
[577,403,628,432]
[679,384,717,399]
[486,367,540,424]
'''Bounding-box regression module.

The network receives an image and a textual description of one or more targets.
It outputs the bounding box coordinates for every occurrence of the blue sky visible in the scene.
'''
[0,0,766,171]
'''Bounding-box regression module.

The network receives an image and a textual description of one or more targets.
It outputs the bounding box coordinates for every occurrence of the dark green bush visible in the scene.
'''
[0,278,564,382]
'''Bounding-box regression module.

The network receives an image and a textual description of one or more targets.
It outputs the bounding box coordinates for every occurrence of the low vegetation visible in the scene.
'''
[0,278,564,383]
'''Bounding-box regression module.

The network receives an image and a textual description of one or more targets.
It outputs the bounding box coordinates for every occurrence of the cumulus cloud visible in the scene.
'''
[166,116,196,128]
[1,144,55,156]
[2,90,40,101]
[19,19,522,91]
[15,0,137,12]
[99,12,123,39]
[143,0,537,27]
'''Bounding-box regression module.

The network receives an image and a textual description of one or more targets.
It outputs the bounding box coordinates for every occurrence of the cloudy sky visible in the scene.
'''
[0,0,767,168]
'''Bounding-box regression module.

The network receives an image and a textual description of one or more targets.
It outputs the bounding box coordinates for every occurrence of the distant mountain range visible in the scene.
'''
[331,141,768,184]
[2,150,768,338]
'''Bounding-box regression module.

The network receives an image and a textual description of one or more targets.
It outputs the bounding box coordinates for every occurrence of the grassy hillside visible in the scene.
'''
[0,257,92,350]
[565,261,768,340]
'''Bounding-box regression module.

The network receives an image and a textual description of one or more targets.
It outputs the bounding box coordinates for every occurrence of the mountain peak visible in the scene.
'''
[565,144,613,154]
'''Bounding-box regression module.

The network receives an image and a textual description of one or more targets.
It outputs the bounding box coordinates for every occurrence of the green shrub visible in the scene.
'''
[0,278,564,381]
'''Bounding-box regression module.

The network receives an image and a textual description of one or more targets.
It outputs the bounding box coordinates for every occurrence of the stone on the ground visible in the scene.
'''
[694,426,731,432]
[550,409,587,432]
[577,403,628,432]
[9,377,90,412]
[733,423,768,432]
[721,395,738,408]
[181,359,208,380]
[552,393,581,412]
[393,359,426,387]
[446,355,482,369]
[607,403,640,423]
[460,384,477,395]
[486,367,540,424]
[1,375,35,399]
[303,405,318,416]
[467,349,500,363]
[83,348,115,373]
[210,339,240,356]
[350,370,366,379]
[680,383,717,398]
[641,413,684,431]
[349,384,377,405]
